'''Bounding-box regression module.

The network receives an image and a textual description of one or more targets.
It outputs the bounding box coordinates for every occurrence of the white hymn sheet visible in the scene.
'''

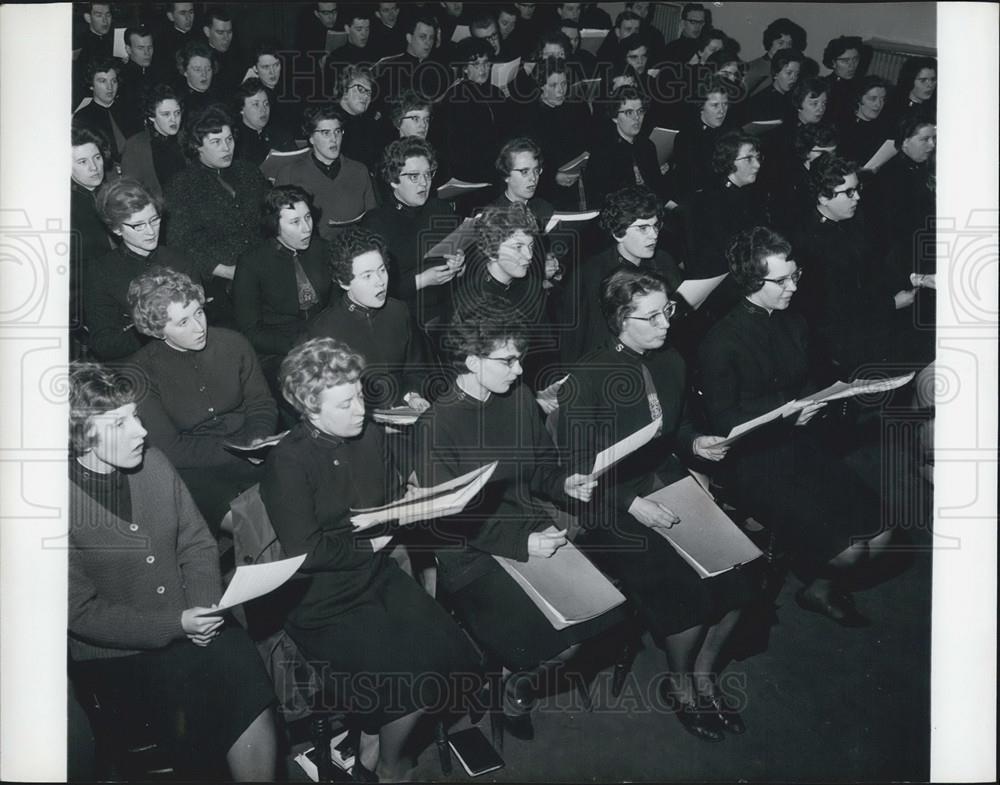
[591,417,662,478]
[197,553,307,615]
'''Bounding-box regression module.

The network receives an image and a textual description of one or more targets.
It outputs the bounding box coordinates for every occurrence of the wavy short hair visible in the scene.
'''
[380,137,437,186]
[175,39,216,76]
[141,82,183,124]
[329,227,388,287]
[712,131,758,176]
[302,103,349,137]
[69,362,141,456]
[94,178,162,232]
[233,77,272,113]
[260,184,314,239]
[474,202,538,260]
[807,154,858,202]
[601,268,669,336]
[793,122,838,161]
[599,186,662,240]
[495,136,543,179]
[181,103,233,158]
[336,64,375,101]
[602,84,649,122]
[789,76,829,110]
[279,337,365,415]
[128,266,205,338]
[71,122,112,167]
[727,226,793,294]
[453,36,493,72]
[440,300,529,373]
[894,110,935,149]
[822,35,863,69]
[770,47,804,76]
[852,75,891,111]
[84,56,121,85]
[896,56,936,94]
[534,55,567,90]
[762,17,806,53]
[388,89,433,130]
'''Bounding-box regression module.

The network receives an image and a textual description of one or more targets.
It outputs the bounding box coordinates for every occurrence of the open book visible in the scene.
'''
[742,119,783,136]
[643,477,764,578]
[650,127,679,166]
[224,430,289,460]
[324,29,348,52]
[570,77,602,103]
[674,273,728,310]
[803,372,915,404]
[715,400,801,448]
[591,417,662,478]
[437,178,491,201]
[451,24,471,43]
[863,139,898,172]
[423,216,478,258]
[372,406,422,426]
[196,553,307,615]
[494,538,626,629]
[350,461,498,530]
[579,29,608,55]
[544,210,599,234]
[557,151,590,177]
[492,57,521,89]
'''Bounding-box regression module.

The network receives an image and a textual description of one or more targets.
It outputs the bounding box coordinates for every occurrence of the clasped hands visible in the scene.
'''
[182,606,223,647]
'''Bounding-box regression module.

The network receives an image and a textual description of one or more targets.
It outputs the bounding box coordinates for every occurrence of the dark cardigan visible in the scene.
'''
[68,447,220,661]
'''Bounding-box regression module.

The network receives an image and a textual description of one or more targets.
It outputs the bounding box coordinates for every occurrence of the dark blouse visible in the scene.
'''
[414,383,567,593]
[129,327,277,469]
[306,294,427,408]
[584,123,668,208]
[513,99,592,210]
[260,422,399,628]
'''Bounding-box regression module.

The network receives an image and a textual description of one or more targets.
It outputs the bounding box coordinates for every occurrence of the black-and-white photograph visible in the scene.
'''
[0,2,995,783]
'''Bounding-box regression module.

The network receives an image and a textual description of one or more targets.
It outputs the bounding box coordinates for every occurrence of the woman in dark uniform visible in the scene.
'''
[67,362,277,780]
[413,303,617,740]
[697,227,894,627]
[260,338,480,780]
[557,268,759,742]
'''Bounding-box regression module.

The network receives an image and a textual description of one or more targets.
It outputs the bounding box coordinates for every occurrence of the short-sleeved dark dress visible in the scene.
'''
[260,422,481,733]
[414,383,625,672]
[696,299,884,565]
[557,340,762,640]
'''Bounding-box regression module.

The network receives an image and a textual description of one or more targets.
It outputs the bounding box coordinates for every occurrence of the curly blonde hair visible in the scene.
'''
[127,266,205,338]
[279,338,365,415]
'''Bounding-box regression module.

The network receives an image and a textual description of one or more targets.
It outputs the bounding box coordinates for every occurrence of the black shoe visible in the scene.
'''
[795,587,871,628]
[704,694,746,735]
[676,701,726,742]
[502,711,535,741]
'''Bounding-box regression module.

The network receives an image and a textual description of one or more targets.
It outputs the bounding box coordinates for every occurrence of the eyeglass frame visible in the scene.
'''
[625,301,677,325]
[348,82,373,96]
[618,107,647,120]
[832,185,862,199]
[398,168,438,184]
[120,215,163,232]
[511,166,543,178]
[762,268,803,288]
[483,354,523,368]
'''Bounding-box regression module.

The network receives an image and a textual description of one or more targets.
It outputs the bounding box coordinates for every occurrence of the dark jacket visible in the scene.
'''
[584,123,668,208]
[120,128,187,200]
[233,239,332,357]
[435,79,514,183]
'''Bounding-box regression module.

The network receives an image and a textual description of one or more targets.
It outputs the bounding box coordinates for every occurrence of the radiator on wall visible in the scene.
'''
[864,38,937,83]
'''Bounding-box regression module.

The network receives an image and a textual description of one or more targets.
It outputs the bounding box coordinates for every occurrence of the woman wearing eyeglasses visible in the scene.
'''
[557,267,758,742]
[697,226,892,627]
[335,66,383,170]
[84,177,197,360]
[413,303,619,742]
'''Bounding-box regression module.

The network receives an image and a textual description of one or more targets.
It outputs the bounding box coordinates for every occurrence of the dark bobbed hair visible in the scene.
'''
[389,89,432,129]
[260,184,314,239]
[894,110,936,149]
[790,76,829,109]
[762,18,806,52]
[380,137,437,185]
[175,39,216,75]
[302,103,349,136]
[474,202,538,260]
[71,122,111,161]
[128,266,205,338]
[601,268,669,336]
[454,35,493,68]
[793,122,839,161]
[180,103,233,158]
[770,47,804,76]
[233,77,271,112]
[69,362,140,456]
[253,39,281,63]
[141,83,183,123]
[727,226,793,294]
[94,177,162,232]
[694,27,729,54]
[614,10,642,29]
[328,226,388,287]
[495,136,543,178]
[600,186,662,239]
[807,154,859,201]
[896,56,937,93]
[681,3,707,20]
[822,35,863,69]
[852,75,891,111]
[405,12,440,36]
[203,5,232,27]
[534,55,567,90]
[440,300,529,374]
[279,337,365,416]
[712,131,758,176]
[531,29,570,60]
[84,56,121,85]
[124,25,153,47]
